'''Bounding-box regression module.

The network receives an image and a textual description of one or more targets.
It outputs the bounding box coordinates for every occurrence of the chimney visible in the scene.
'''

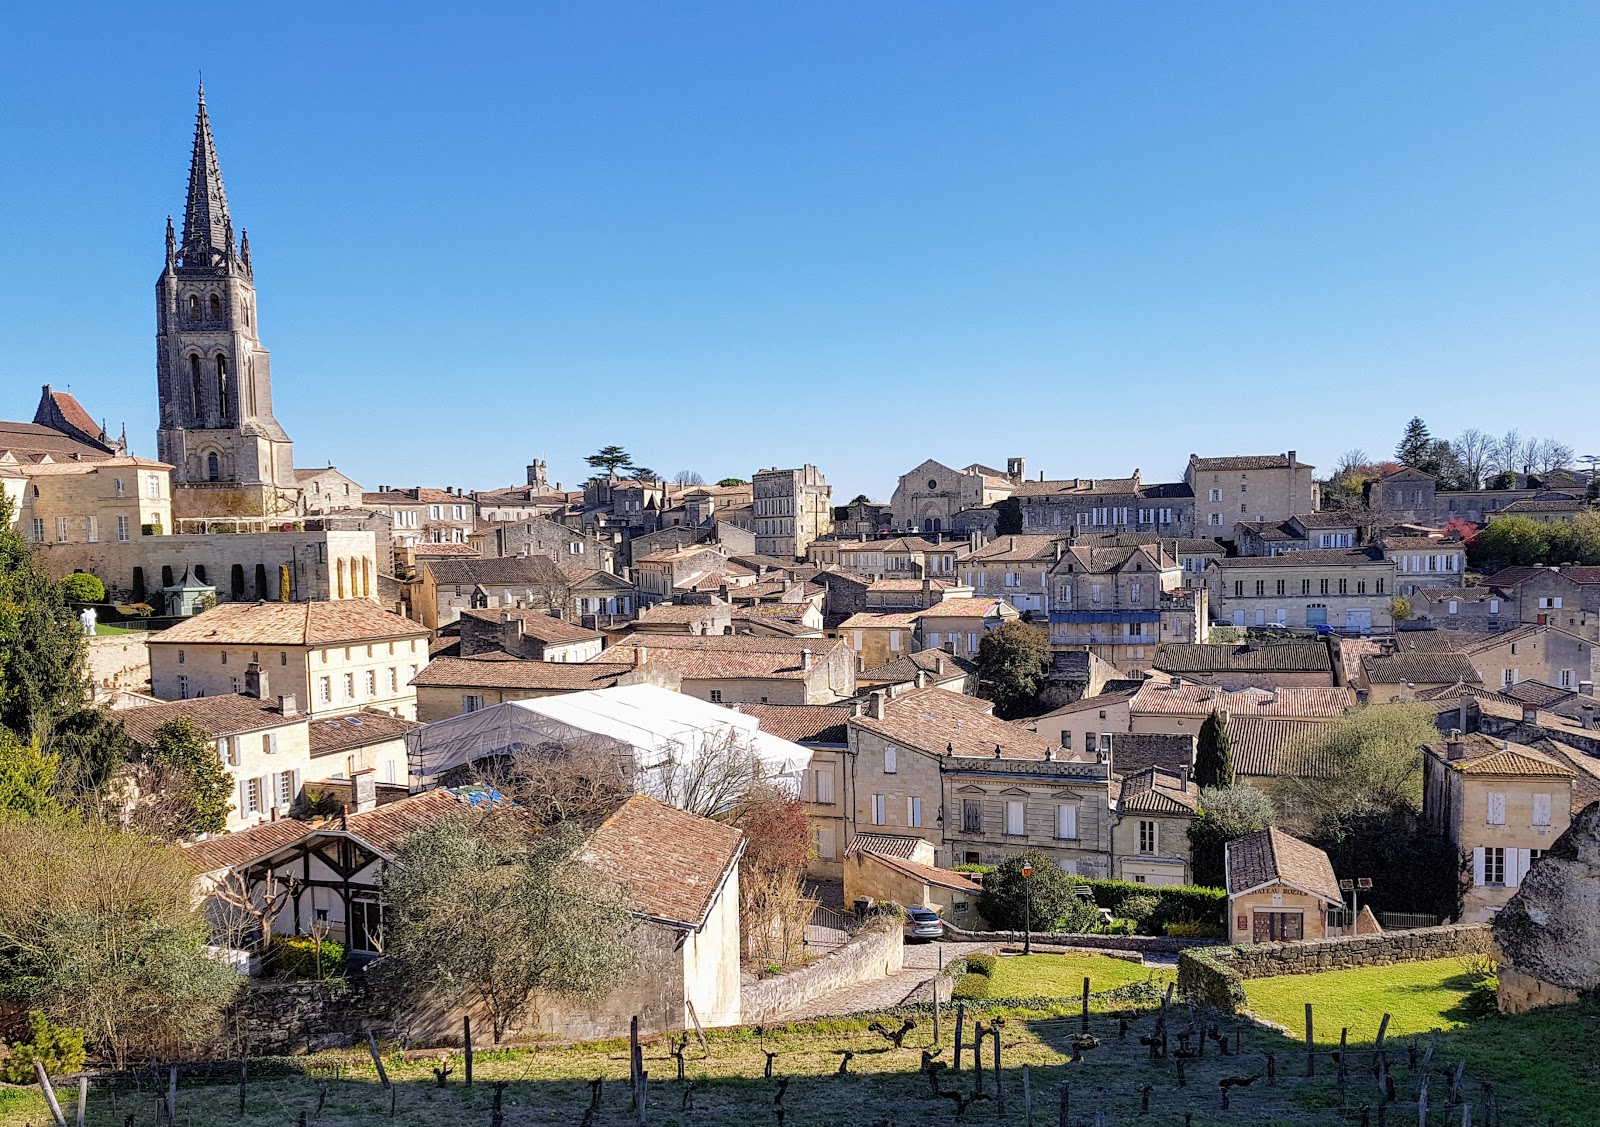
[856,653,865,673]
[1446,729,1466,761]
[632,644,647,669]
[501,613,525,653]
[1581,681,1595,697]
[1459,693,1472,736]
[935,655,946,676]
[278,694,298,718]
[1288,450,1297,466]
[1522,703,1539,725]
[1178,765,1190,788]
[915,669,929,689]
[351,768,378,813]
[868,690,886,719]
[851,699,865,717]
[922,577,932,601]
[1581,705,1596,730]
[1168,675,1181,688]
[800,648,814,672]
[243,661,267,699]
[1044,747,1055,761]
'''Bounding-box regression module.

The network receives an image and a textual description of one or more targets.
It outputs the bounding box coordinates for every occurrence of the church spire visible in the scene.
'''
[180,84,234,268]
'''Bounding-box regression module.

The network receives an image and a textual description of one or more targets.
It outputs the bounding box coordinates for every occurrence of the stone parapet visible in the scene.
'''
[740,915,903,1024]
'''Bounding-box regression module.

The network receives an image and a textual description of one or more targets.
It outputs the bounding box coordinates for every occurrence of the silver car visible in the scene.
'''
[904,906,945,941]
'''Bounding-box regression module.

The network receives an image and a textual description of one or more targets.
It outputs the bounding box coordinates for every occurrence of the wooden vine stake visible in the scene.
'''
[1081,977,1090,1033]
[1022,1064,1032,1127]
[367,1030,391,1090]
[953,1004,965,1072]
[1057,1080,1069,1127]
[993,1025,1004,1115]
[34,1060,66,1127]
[75,1075,87,1127]
[1305,1003,1316,1076]
[463,1015,473,1088]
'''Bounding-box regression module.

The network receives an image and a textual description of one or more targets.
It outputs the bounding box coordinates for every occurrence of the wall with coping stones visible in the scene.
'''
[1179,923,1490,1013]
[741,916,903,1024]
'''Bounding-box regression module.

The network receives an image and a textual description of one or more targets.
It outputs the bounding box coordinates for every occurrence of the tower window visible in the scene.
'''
[209,294,222,319]
[189,355,203,417]
[207,452,220,481]
[216,354,229,419]
[188,294,200,319]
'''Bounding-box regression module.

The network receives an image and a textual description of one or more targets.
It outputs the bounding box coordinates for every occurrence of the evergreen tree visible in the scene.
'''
[975,621,1051,719]
[0,495,91,750]
[1187,784,1275,888]
[142,717,235,839]
[1395,417,1433,469]
[584,446,634,476]
[1195,709,1233,788]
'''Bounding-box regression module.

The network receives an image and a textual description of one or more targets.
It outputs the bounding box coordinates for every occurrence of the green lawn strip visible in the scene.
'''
[1244,957,1479,1044]
[985,951,1174,1002]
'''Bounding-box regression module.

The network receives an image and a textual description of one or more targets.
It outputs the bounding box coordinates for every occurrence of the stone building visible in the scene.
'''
[1234,513,1362,557]
[960,534,1063,617]
[600,634,856,705]
[155,90,298,518]
[1112,767,1201,885]
[1377,536,1467,594]
[1421,732,1576,922]
[410,657,676,722]
[148,601,429,720]
[752,465,832,559]
[1484,565,1600,640]
[886,459,1020,535]
[361,486,477,547]
[1186,452,1318,531]
[294,467,363,515]
[1208,548,1395,633]
[475,514,616,572]
[1047,543,1205,665]
[411,554,570,630]
[1014,471,1196,538]
[456,606,604,663]
[13,456,172,547]
[1224,828,1342,943]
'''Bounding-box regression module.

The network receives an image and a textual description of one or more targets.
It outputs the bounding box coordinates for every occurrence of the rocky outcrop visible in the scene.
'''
[1495,801,1600,1012]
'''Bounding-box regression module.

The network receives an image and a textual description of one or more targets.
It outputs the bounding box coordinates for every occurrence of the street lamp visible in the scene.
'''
[1021,862,1034,956]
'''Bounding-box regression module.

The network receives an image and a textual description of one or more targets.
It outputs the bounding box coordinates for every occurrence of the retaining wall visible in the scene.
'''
[1179,923,1490,1013]
[943,922,1222,955]
[741,916,903,1024]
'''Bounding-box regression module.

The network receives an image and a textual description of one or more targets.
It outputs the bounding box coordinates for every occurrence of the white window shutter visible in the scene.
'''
[1472,847,1486,886]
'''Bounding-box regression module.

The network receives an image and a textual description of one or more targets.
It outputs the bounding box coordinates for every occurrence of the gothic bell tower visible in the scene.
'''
[156,87,297,517]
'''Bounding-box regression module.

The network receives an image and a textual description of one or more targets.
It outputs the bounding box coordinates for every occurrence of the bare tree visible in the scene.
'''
[1492,428,1524,477]
[206,870,292,955]
[1333,449,1370,481]
[471,738,632,828]
[1450,428,1493,490]
[649,728,771,818]
[1529,437,1575,475]
[673,469,706,487]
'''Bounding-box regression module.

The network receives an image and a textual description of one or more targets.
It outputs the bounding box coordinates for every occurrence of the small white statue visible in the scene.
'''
[79,607,97,636]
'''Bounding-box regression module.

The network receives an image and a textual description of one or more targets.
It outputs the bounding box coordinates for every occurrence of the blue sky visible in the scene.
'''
[2,3,1597,502]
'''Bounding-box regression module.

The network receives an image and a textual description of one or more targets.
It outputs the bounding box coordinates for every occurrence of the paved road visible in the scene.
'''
[780,939,997,1020]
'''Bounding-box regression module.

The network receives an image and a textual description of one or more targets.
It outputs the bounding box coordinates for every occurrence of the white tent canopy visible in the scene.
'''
[404,684,813,806]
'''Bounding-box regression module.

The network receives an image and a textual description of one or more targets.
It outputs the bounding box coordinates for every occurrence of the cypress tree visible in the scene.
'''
[1195,709,1233,789]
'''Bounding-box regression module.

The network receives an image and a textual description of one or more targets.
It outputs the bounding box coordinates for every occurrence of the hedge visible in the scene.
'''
[951,973,992,999]
[1078,879,1226,934]
[267,934,347,979]
[963,953,996,977]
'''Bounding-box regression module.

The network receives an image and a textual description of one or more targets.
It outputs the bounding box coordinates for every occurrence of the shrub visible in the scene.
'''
[1112,893,1160,922]
[267,934,347,979]
[60,573,106,604]
[951,972,991,1000]
[1,1012,86,1083]
[1095,918,1138,936]
[1079,879,1227,933]
[1164,920,1225,938]
[963,953,996,977]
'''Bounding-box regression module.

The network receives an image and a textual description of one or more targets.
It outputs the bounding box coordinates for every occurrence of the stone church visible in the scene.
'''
[155,87,299,518]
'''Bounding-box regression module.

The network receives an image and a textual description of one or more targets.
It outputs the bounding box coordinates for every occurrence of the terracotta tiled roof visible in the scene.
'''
[867,578,958,591]
[1191,454,1309,471]
[919,598,1015,619]
[736,703,853,744]
[1130,682,1352,719]
[605,635,844,681]
[413,657,640,691]
[1380,536,1459,550]
[1534,740,1600,812]
[963,535,1067,562]
[860,648,975,685]
[1225,828,1341,902]
[1500,680,1575,709]
[14,455,170,476]
[1289,512,1360,530]
[1224,717,1335,779]
[1110,733,1195,775]
[1116,767,1200,815]
[1036,688,1142,718]
[838,611,922,629]
[1361,652,1483,686]
[733,603,813,619]
[853,687,1051,760]
[1413,587,1501,604]
[118,694,298,744]
[1422,733,1576,778]
[307,709,422,756]
[1153,642,1331,675]
[412,544,482,558]
[424,555,565,587]
[581,794,743,930]
[1211,547,1386,568]
[861,850,983,893]
[362,487,467,505]
[635,604,727,625]
[1015,476,1140,497]
[1498,499,1587,513]
[459,607,602,645]
[0,420,116,462]
[844,832,927,859]
[154,602,428,647]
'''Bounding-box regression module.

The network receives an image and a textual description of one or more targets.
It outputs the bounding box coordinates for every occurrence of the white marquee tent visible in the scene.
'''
[404,683,813,805]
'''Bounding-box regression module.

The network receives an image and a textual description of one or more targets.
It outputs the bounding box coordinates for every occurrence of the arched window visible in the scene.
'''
[216,354,229,419]
[188,294,200,319]
[189,355,203,417]
[206,452,220,481]
[209,294,222,320]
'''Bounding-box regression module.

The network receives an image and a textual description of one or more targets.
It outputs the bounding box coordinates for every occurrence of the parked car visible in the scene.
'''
[903,906,945,942]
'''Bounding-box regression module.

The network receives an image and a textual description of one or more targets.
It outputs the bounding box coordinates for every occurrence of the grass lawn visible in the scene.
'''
[1244,957,1483,1044]
[0,960,1592,1126]
[986,951,1174,1000]
[92,623,143,635]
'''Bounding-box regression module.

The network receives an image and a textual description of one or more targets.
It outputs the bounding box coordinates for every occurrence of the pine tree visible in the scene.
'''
[1395,417,1433,469]
[584,446,634,476]
[1195,709,1233,789]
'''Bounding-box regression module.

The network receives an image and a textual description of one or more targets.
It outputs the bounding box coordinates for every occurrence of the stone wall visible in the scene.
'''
[1178,923,1490,1013]
[942,921,1220,956]
[1497,966,1581,1015]
[741,916,903,1024]
[85,631,152,699]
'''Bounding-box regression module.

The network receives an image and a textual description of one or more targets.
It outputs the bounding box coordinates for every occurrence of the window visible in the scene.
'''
[343,672,356,700]
[30,518,43,542]
[177,674,189,698]
[53,517,67,543]
[1375,578,1385,595]
[219,737,239,767]
[1539,596,1563,609]
[207,452,220,481]
[146,475,159,499]
[244,777,262,816]
[1139,820,1158,854]
[1532,792,1552,827]
[907,796,923,828]
[262,732,277,757]
[871,794,886,825]
[1276,579,1285,596]
[389,667,398,692]
[1357,580,1366,595]
[1301,579,1311,595]
[365,669,377,696]
[462,694,484,713]
[1484,846,1506,886]
[114,477,126,498]
[1005,800,1025,836]
[709,689,723,703]
[1489,599,1500,614]
[1055,804,1078,840]
[883,746,897,773]
[276,771,294,807]
[1059,731,1071,750]
[318,676,332,704]
[1448,600,1459,615]
[1487,792,1506,825]
[962,799,983,833]
[1208,489,1222,502]
[1320,578,1330,596]
[1233,581,1244,598]
[85,516,97,542]
[1254,580,1265,597]
[815,769,834,804]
